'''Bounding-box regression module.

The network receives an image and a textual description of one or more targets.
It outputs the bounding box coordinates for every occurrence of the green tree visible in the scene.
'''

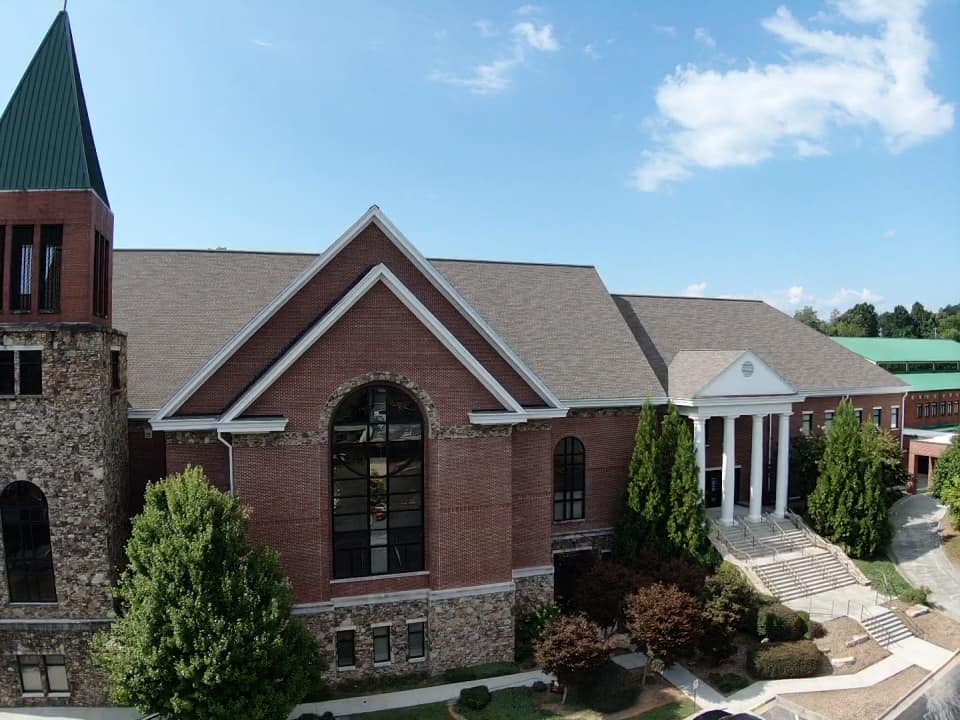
[93,467,324,720]
[625,584,704,677]
[667,421,712,565]
[623,401,663,544]
[794,306,825,333]
[879,305,915,337]
[831,303,879,337]
[911,302,938,338]
[932,439,960,526]
[700,563,758,661]
[857,426,894,557]
[534,615,611,703]
[808,400,862,546]
[938,303,960,341]
[659,407,685,509]
[789,432,825,509]
[862,422,908,505]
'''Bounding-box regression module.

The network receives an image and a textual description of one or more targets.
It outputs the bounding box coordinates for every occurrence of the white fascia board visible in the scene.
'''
[152,207,560,423]
[801,386,908,397]
[221,264,524,422]
[561,396,669,408]
[673,393,804,408]
[149,417,288,433]
[372,211,562,409]
[468,411,528,425]
[127,408,157,420]
[524,407,569,419]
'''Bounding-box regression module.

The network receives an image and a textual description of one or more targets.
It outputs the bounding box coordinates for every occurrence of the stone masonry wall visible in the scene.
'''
[0,325,127,619]
[428,589,514,673]
[514,573,554,612]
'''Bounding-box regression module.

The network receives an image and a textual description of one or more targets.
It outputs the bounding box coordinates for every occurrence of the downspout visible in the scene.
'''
[217,430,235,496]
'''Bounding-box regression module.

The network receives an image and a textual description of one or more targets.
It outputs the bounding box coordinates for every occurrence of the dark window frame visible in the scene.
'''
[0,351,13,396]
[554,436,586,522]
[0,225,5,312]
[1,482,57,604]
[891,406,900,429]
[802,412,813,435]
[92,230,109,318]
[17,654,68,695]
[18,350,42,396]
[38,225,62,314]
[824,410,835,429]
[10,225,34,313]
[872,408,882,426]
[407,621,426,660]
[331,385,424,580]
[373,625,391,664]
[110,350,121,392]
[335,629,355,669]
[855,408,864,424]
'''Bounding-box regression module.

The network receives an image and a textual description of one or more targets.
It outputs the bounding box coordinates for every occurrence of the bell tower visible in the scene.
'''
[0,11,127,706]
[0,10,113,326]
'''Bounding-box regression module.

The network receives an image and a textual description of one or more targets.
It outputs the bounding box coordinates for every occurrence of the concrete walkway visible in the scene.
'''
[889,494,960,618]
[615,635,953,715]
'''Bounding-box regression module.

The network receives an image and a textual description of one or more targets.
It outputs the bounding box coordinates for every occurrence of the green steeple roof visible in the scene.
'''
[0,11,108,206]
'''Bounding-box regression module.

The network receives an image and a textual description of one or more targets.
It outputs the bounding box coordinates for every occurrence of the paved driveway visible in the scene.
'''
[889,494,960,618]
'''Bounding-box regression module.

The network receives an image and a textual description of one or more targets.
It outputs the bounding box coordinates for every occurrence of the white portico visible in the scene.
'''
[669,350,802,526]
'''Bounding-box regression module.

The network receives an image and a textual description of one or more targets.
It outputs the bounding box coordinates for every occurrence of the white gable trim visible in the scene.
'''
[694,350,795,398]
[152,207,559,423]
[220,264,524,422]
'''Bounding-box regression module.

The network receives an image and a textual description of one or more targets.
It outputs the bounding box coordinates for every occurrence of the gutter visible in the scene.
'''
[216,430,235,496]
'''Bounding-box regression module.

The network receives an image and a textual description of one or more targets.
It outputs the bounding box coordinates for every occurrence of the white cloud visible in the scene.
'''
[882,229,896,238]
[515,4,542,16]
[583,43,600,60]
[474,19,496,37]
[633,0,955,191]
[694,27,716,48]
[683,281,708,297]
[827,287,883,307]
[787,286,805,304]
[251,39,273,48]
[513,22,559,52]
[652,24,677,36]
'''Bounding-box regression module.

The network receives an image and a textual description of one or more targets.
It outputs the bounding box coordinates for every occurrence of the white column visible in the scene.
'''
[721,415,737,526]
[774,412,792,518]
[692,417,707,498]
[748,414,765,523]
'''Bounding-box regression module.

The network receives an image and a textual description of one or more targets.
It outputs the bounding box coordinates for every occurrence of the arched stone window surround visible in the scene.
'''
[0,481,57,603]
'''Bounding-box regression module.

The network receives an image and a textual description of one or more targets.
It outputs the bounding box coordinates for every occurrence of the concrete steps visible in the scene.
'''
[861,610,913,646]
[719,526,809,558]
[754,552,858,601]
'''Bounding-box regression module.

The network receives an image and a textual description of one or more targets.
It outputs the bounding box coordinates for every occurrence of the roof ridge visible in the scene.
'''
[614,293,764,303]
[114,248,321,257]
[430,257,595,270]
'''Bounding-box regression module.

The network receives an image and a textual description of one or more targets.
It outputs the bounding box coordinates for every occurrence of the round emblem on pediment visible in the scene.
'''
[741,360,754,377]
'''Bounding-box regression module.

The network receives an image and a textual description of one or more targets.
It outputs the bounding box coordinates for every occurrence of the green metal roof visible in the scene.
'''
[896,372,960,392]
[0,11,108,205]
[833,337,960,363]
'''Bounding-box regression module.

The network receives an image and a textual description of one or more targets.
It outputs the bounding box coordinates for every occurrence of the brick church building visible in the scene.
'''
[0,12,908,706]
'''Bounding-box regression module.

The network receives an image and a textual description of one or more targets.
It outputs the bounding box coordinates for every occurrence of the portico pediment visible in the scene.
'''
[669,349,795,401]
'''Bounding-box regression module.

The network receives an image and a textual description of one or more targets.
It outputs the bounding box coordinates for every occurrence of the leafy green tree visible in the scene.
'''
[861,422,908,505]
[879,305,915,337]
[659,406,684,501]
[794,306,825,333]
[857,427,894,557]
[700,563,758,661]
[808,400,862,545]
[911,302,938,338]
[667,421,712,565]
[831,303,879,337]
[625,583,704,678]
[933,439,960,526]
[94,467,324,720]
[789,432,825,509]
[623,401,663,545]
[937,304,960,341]
[534,615,610,703]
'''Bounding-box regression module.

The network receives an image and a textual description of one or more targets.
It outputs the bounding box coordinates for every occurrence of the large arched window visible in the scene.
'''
[332,386,424,579]
[554,437,585,521]
[0,482,57,603]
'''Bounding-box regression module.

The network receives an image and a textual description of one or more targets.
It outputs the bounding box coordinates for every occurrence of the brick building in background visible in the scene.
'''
[0,12,908,706]
[833,337,960,489]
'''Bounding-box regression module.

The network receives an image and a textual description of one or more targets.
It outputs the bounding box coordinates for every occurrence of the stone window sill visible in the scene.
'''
[8,602,58,607]
[335,665,356,672]
[374,660,392,668]
[553,518,586,525]
[330,570,429,584]
[49,692,70,698]
[408,656,426,664]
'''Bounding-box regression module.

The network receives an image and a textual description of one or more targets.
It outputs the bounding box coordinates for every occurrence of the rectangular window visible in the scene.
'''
[335,630,355,669]
[407,622,426,660]
[0,225,5,311]
[940,402,947,416]
[872,408,882,426]
[19,350,42,396]
[891,406,900,429]
[704,418,711,446]
[92,230,108,318]
[924,404,930,417]
[917,404,923,419]
[855,408,864,424]
[802,412,813,436]
[16,654,66,695]
[932,403,938,418]
[38,225,62,313]
[10,225,34,312]
[110,350,121,391]
[0,351,13,395]
[373,625,391,664]
[824,410,835,429]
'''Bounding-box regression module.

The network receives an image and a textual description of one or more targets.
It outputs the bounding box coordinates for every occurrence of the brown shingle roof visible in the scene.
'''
[113,251,666,411]
[668,350,747,399]
[613,295,907,395]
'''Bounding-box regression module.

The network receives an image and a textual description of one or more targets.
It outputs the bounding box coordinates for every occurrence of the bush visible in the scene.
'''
[900,585,932,606]
[458,685,492,711]
[806,621,826,640]
[625,583,704,667]
[442,662,519,683]
[534,615,611,693]
[757,604,808,641]
[748,641,824,679]
[708,672,751,695]
[516,605,562,662]
[571,562,644,629]
[583,661,638,713]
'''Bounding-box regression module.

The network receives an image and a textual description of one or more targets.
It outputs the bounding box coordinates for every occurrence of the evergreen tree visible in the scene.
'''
[667,421,712,565]
[659,407,685,517]
[625,401,663,542]
[857,426,893,557]
[93,467,324,720]
[808,400,862,543]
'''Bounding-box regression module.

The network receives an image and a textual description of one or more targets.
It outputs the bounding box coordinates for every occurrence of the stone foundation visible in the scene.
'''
[428,588,514,673]
[0,622,111,707]
[514,572,555,612]
[551,528,615,555]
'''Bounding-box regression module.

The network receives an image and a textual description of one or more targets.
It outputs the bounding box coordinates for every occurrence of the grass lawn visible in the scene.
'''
[854,556,915,597]
[458,687,571,719]
[629,699,698,720]
[357,702,451,719]
[941,515,960,569]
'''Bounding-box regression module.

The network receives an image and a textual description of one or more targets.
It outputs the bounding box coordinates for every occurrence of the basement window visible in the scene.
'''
[0,350,42,397]
[16,654,68,695]
[335,629,355,669]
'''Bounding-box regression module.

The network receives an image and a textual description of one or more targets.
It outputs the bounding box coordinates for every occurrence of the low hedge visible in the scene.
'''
[708,671,751,695]
[582,661,638,713]
[748,640,824,679]
[458,685,492,710]
[442,661,519,683]
[757,603,808,641]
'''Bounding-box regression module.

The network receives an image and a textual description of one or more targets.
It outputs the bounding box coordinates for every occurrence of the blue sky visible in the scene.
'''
[2,0,958,315]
